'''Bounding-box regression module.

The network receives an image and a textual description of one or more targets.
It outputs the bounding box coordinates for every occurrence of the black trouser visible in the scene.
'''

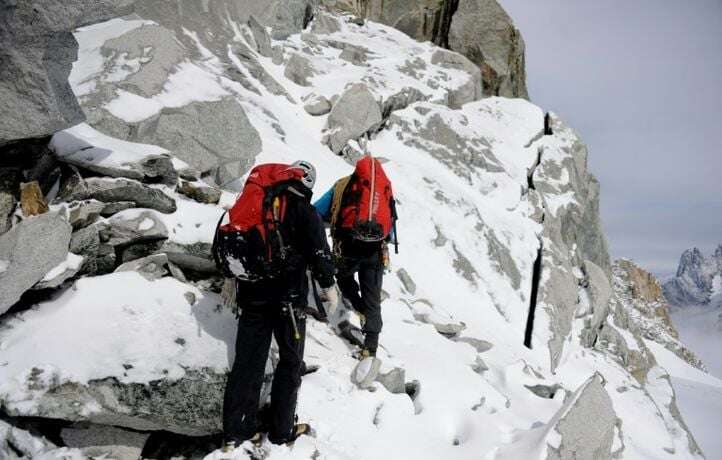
[336,251,384,353]
[223,304,306,443]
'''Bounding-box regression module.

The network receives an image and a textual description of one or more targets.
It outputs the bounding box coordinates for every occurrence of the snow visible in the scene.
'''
[0,272,235,393]
[671,305,722,378]
[40,253,84,282]
[105,62,231,122]
[50,122,169,171]
[0,260,8,275]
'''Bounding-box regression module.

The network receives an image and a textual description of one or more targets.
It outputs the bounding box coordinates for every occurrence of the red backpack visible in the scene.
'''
[332,156,396,244]
[212,163,305,281]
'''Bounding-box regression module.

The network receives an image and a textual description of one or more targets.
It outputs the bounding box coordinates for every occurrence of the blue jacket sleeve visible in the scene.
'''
[313,187,334,222]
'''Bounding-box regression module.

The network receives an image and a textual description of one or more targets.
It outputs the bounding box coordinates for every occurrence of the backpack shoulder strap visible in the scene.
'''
[330,176,352,238]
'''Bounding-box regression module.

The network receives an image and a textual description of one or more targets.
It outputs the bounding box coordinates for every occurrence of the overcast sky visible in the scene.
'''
[498,0,722,276]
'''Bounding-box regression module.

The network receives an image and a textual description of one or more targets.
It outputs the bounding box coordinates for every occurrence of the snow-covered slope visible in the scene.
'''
[0,5,712,460]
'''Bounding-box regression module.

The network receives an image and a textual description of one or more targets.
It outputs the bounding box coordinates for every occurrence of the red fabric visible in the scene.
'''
[222,163,304,241]
[339,156,393,238]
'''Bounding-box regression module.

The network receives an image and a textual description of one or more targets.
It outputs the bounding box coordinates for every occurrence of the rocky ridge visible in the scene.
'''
[663,245,722,307]
[0,2,708,459]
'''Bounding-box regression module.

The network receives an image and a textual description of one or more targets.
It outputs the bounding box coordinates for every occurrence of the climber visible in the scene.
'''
[314,155,398,359]
[212,160,338,449]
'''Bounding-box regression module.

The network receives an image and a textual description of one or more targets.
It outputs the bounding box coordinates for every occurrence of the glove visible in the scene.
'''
[319,286,339,317]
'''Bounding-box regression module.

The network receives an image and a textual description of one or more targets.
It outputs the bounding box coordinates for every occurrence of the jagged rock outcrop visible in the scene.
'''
[529,113,612,369]
[614,259,706,370]
[663,245,722,307]
[325,0,528,98]
[0,0,136,145]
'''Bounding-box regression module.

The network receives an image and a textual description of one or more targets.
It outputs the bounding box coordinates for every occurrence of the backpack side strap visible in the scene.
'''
[329,175,352,238]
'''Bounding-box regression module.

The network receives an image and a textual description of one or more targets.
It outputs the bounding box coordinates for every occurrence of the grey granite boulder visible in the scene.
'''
[0,0,136,145]
[135,98,261,186]
[376,367,406,394]
[325,84,382,153]
[0,213,71,314]
[33,253,85,290]
[430,49,482,109]
[160,240,216,273]
[248,15,273,57]
[69,177,177,214]
[284,53,316,86]
[0,168,21,234]
[100,211,168,247]
[545,374,616,460]
[61,424,150,460]
[448,0,528,98]
[66,200,106,230]
[304,94,333,116]
[178,180,222,204]
[115,253,169,280]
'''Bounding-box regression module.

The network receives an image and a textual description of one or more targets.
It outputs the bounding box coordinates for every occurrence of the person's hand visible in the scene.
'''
[320,286,339,316]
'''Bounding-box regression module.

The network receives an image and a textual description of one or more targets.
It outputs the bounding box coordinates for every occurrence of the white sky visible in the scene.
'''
[498,0,722,275]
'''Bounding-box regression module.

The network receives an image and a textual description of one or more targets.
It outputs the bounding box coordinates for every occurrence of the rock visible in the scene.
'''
[0,273,272,436]
[67,199,106,229]
[0,0,136,144]
[303,94,333,116]
[0,419,78,459]
[120,240,166,264]
[34,253,85,290]
[20,181,49,216]
[0,168,21,234]
[55,165,88,203]
[0,193,14,235]
[341,0,527,98]
[325,83,382,153]
[115,253,169,281]
[396,268,416,295]
[135,98,262,186]
[248,15,273,57]
[100,211,168,247]
[101,201,136,217]
[525,383,563,399]
[380,87,426,118]
[284,53,316,86]
[471,356,489,374]
[339,44,369,65]
[232,42,297,103]
[50,123,178,185]
[311,9,342,34]
[447,0,528,98]
[579,260,612,347]
[434,321,466,338]
[453,336,494,353]
[61,424,150,460]
[167,261,188,283]
[545,374,616,460]
[70,224,101,256]
[352,357,382,390]
[178,181,222,204]
[26,147,61,194]
[0,213,71,314]
[376,367,406,394]
[430,49,482,109]
[663,246,722,306]
[71,177,177,214]
[160,240,216,274]
[613,260,706,371]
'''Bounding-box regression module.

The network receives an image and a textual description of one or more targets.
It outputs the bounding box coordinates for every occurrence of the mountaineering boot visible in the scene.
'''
[222,433,263,452]
[285,423,315,445]
[352,348,374,360]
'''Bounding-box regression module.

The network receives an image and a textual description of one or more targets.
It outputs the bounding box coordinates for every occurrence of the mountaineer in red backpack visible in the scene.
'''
[314,155,399,360]
[212,161,337,449]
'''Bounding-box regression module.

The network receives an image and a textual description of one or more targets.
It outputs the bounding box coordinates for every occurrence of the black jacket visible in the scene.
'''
[236,186,335,308]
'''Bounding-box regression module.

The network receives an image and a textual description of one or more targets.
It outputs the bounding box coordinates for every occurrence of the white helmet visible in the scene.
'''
[292,160,316,189]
